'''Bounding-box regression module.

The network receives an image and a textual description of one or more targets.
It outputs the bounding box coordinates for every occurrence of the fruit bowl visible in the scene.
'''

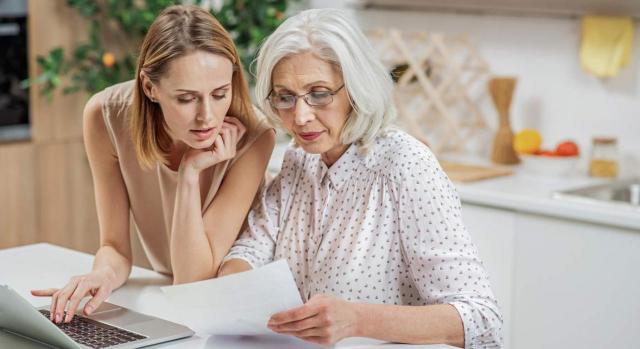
[519,153,579,176]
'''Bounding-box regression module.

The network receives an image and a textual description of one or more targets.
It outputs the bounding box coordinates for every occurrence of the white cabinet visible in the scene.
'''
[462,203,640,349]
[462,204,516,349]
[512,213,640,349]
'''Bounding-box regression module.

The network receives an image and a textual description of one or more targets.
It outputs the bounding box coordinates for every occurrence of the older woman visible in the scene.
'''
[218,8,502,348]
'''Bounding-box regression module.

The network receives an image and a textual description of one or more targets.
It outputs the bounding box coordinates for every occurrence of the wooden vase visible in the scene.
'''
[489,77,520,164]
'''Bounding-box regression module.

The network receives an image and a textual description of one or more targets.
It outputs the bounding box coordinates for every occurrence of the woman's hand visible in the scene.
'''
[31,267,117,324]
[268,294,359,346]
[180,117,246,176]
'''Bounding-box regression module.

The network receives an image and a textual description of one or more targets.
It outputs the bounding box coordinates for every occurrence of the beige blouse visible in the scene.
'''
[100,80,270,275]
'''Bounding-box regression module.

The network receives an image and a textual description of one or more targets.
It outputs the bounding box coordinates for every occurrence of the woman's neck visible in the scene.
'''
[321,143,350,167]
[165,141,188,171]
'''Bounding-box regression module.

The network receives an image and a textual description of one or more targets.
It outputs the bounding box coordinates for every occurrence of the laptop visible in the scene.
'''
[0,285,194,349]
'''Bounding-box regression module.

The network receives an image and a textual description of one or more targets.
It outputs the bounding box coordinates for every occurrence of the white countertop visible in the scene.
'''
[269,142,639,230]
[454,170,640,231]
[0,243,453,349]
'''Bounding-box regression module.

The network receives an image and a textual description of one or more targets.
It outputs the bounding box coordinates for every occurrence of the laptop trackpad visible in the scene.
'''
[88,302,121,314]
[90,307,151,326]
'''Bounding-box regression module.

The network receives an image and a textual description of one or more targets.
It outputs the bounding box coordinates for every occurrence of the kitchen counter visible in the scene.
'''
[460,173,640,349]
[455,170,640,230]
[268,142,639,230]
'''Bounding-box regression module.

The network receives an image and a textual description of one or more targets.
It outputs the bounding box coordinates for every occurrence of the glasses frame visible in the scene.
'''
[267,84,345,110]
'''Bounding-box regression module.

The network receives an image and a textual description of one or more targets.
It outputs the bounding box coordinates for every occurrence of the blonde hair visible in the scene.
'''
[131,5,257,168]
[254,8,396,150]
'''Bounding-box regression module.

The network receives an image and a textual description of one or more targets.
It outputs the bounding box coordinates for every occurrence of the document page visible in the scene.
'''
[160,260,303,335]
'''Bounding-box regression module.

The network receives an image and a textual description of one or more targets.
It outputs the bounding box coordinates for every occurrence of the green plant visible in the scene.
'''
[26,0,297,99]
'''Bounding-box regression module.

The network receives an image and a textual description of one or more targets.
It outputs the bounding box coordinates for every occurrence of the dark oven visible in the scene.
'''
[0,0,29,142]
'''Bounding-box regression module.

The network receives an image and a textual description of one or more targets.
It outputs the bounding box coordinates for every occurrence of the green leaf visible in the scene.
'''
[19,78,31,90]
[35,0,302,98]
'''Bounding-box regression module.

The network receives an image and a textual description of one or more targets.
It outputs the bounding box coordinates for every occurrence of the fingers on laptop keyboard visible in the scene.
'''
[30,289,59,320]
[83,286,110,316]
[53,280,80,323]
[65,284,92,322]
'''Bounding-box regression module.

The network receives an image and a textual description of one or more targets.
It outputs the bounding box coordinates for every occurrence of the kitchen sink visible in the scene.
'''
[553,178,640,209]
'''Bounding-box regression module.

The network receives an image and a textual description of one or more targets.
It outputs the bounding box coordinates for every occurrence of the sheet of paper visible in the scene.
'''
[160,260,303,335]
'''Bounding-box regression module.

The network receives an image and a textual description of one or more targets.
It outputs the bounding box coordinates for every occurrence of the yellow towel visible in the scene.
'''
[580,15,634,78]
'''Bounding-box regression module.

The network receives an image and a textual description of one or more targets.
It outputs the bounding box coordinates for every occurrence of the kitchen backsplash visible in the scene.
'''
[311,1,640,177]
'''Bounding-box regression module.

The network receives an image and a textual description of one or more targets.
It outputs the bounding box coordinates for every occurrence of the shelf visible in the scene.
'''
[350,0,640,20]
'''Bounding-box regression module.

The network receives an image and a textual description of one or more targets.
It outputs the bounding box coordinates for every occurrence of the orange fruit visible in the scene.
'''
[102,52,116,68]
[514,129,542,154]
[555,141,579,156]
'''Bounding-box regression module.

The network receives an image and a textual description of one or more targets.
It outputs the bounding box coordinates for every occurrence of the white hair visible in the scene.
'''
[254,8,396,150]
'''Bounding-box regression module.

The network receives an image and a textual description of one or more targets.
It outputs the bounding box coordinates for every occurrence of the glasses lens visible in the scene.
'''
[306,91,333,106]
[271,94,295,109]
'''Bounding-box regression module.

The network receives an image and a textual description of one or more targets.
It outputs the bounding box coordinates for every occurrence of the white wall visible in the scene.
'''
[309,1,640,176]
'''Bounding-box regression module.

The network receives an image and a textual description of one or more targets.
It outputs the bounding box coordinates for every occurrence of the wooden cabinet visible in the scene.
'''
[0,140,151,268]
[0,142,37,248]
[34,141,99,252]
[0,0,151,268]
[28,0,88,143]
[0,0,96,251]
[0,140,99,253]
[462,202,640,348]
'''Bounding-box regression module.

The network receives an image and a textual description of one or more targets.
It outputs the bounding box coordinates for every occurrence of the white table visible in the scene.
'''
[0,243,454,349]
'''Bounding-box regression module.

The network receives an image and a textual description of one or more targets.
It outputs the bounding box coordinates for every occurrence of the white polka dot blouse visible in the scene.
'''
[224,128,503,348]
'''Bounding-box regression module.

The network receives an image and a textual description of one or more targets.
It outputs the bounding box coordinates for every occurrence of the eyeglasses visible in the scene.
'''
[267,84,345,110]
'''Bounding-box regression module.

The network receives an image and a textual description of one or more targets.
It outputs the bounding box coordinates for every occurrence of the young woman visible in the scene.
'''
[32,5,275,324]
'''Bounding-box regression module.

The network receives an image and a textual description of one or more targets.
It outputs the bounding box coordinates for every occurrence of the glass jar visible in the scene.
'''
[589,137,619,178]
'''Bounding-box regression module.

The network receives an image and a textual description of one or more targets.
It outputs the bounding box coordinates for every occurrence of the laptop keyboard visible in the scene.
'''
[39,310,147,348]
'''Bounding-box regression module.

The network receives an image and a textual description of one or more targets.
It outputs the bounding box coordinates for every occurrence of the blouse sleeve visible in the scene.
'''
[222,173,281,269]
[392,146,503,348]
[222,146,303,269]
